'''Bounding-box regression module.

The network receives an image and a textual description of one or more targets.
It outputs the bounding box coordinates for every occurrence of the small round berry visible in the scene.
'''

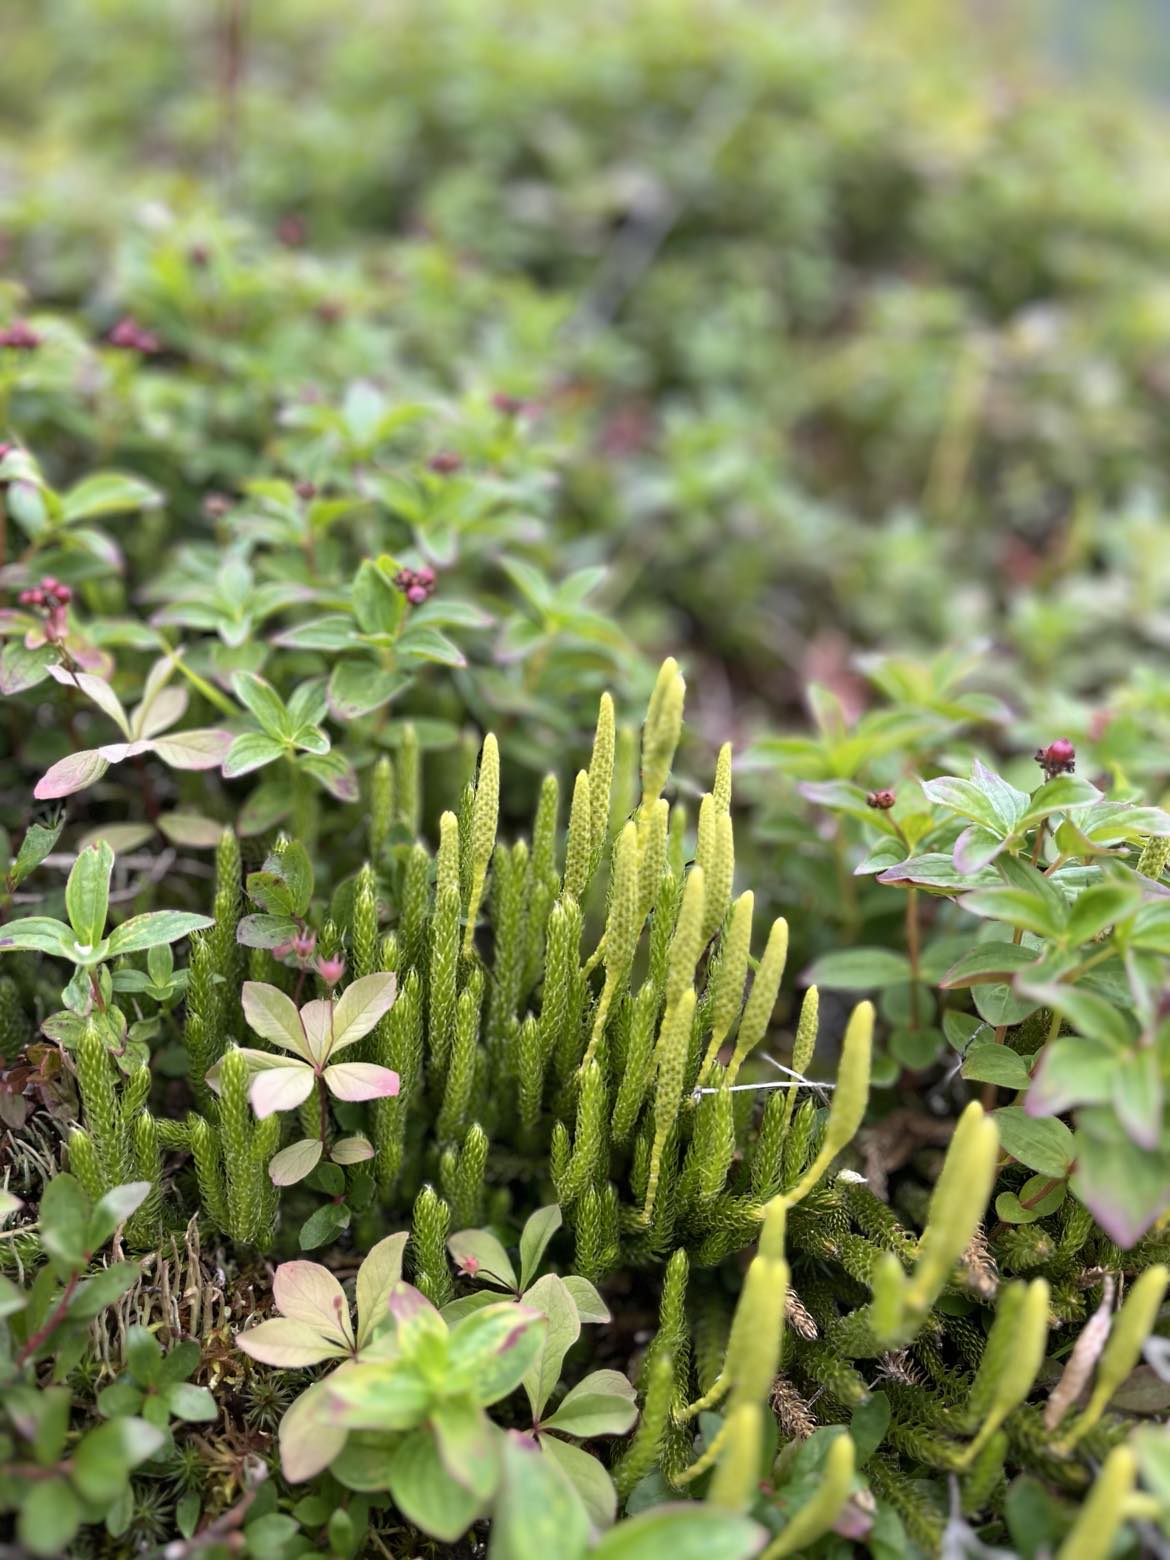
[414,565,435,588]
[866,789,896,811]
[53,583,72,604]
[427,451,462,475]
[407,584,428,605]
[1034,739,1076,777]
[203,493,231,520]
[394,568,414,592]
[294,479,317,501]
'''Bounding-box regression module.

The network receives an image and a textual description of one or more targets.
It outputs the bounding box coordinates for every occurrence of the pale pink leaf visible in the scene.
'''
[330,1135,375,1165]
[299,999,335,1064]
[152,728,234,770]
[134,683,187,740]
[236,1318,347,1369]
[34,748,112,800]
[279,1377,349,1481]
[206,1047,299,1100]
[330,973,398,1052]
[48,664,131,736]
[267,1136,324,1184]
[250,1065,316,1119]
[356,1231,410,1349]
[324,1062,400,1103]
[241,981,312,1059]
[274,1260,354,1346]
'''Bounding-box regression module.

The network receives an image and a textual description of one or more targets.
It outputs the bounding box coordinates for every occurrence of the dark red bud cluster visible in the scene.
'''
[1034,739,1076,779]
[294,479,317,501]
[203,493,231,520]
[108,316,160,354]
[427,451,462,475]
[394,565,437,606]
[491,391,526,416]
[19,576,72,610]
[866,788,896,811]
[0,320,41,350]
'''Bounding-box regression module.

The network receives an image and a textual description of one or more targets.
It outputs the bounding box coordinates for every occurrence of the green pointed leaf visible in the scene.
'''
[518,1205,562,1292]
[66,840,114,947]
[106,911,214,956]
[490,1433,591,1560]
[386,1427,485,1542]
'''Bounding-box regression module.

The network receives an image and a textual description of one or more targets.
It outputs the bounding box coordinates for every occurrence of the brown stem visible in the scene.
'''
[17,1267,80,1365]
[318,1072,330,1149]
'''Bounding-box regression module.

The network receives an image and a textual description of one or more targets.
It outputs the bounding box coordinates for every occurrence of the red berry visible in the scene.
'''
[427,451,462,474]
[866,789,896,811]
[1035,739,1076,777]
[294,479,317,501]
[414,566,435,588]
[407,584,427,605]
[54,584,72,604]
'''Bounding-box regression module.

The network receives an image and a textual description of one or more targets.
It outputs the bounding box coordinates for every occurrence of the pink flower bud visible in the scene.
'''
[406,585,427,605]
[316,955,346,987]
[292,929,318,962]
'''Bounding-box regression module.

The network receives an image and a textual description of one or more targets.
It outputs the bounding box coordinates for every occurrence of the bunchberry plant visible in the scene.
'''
[207,973,399,1185]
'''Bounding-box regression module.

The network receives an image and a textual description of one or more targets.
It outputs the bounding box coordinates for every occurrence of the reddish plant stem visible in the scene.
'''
[17,1267,80,1365]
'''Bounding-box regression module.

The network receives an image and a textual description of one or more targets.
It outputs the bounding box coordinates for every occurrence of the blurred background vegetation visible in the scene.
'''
[4,0,1170,954]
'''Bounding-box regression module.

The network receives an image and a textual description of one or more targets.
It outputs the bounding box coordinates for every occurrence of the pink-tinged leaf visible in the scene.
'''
[274,1260,354,1346]
[134,683,187,740]
[387,1281,440,1328]
[267,1136,324,1185]
[151,728,234,770]
[301,750,359,802]
[48,664,131,736]
[236,1318,347,1368]
[300,999,335,1064]
[324,1062,400,1103]
[953,823,1005,875]
[279,1377,349,1482]
[241,981,312,1059]
[0,641,55,693]
[34,748,111,799]
[330,973,398,1052]
[331,1135,375,1165]
[251,1065,316,1119]
[204,1047,295,1096]
[356,1232,410,1349]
